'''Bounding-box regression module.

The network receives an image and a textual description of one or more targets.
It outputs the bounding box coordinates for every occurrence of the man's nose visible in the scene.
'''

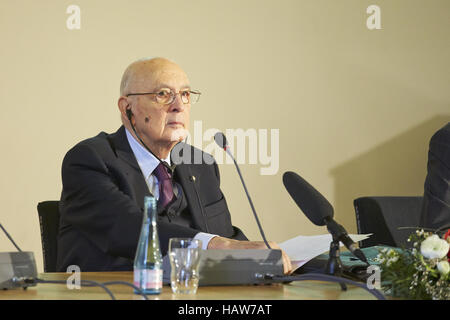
[168,93,186,112]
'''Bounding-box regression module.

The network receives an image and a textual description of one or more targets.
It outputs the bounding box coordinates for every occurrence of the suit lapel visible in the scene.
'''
[172,144,208,232]
[109,126,141,171]
[108,126,151,210]
[108,128,206,230]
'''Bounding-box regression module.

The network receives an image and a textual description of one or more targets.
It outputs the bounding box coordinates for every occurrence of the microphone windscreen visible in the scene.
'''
[214,132,228,149]
[282,171,334,226]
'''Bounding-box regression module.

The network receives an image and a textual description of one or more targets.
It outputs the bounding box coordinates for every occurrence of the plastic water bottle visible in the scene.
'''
[133,196,163,295]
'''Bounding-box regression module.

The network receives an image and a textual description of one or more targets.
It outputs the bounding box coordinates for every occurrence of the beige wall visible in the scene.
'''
[0,0,449,273]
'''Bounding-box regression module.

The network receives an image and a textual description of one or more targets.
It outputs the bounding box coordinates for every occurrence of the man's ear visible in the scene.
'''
[118,96,130,119]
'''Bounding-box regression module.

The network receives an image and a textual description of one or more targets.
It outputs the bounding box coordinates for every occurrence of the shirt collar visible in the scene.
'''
[125,128,171,180]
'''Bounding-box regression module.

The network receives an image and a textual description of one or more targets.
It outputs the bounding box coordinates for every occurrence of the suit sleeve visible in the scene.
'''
[60,143,200,259]
[420,125,450,230]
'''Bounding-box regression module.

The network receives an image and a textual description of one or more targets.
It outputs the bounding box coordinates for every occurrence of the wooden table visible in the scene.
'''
[0,272,379,300]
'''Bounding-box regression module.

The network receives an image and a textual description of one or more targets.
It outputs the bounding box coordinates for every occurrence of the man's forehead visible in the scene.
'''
[136,64,190,89]
[150,70,190,86]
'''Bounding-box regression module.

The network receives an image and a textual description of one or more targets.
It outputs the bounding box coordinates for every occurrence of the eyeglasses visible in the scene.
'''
[126,88,201,105]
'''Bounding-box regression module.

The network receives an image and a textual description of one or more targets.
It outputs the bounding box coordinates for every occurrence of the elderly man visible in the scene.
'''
[56,57,292,274]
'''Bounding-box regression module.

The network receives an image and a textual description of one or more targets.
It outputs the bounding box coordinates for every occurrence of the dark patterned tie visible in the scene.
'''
[153,162,174,209]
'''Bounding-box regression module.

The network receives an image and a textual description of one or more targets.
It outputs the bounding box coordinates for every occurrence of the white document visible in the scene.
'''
[279,234,372,270]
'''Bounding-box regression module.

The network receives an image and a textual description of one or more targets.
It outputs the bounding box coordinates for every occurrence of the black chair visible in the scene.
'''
[37,201,60,272]
[353,196,423,248]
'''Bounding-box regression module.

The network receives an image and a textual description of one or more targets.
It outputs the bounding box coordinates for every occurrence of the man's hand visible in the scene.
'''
[207,236,293,275]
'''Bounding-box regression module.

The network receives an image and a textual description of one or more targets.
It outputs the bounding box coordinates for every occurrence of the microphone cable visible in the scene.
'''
[1,222,149,300]
[270,273,386,300]
[23,278,150,300]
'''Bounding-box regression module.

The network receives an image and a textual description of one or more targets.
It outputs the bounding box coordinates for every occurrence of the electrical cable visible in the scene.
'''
[33,278,150,300]
[271,273,386,300]
[34,278,116,300]
[101,281,149,300]
[2,219,150,300]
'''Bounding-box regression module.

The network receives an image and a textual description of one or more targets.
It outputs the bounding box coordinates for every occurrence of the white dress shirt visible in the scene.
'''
[125,128,217,250]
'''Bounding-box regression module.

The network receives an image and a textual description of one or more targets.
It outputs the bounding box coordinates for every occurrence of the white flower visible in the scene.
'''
[420,235,450,259]
[437,261,450,276]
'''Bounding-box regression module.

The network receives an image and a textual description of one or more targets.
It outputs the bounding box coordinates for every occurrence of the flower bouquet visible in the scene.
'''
[376,229,450,300]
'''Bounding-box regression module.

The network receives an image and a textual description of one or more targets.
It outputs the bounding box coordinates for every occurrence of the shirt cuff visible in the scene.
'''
[194,232,218,250]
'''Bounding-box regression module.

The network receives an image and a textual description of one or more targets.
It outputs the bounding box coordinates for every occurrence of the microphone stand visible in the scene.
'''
[215,133,272,250]
[325,234,347,291]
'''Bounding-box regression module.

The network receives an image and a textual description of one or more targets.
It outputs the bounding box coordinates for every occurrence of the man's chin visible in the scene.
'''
[168,128,188,142]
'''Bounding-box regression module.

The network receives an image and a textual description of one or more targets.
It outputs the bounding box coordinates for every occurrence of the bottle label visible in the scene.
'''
[134,269,163,290]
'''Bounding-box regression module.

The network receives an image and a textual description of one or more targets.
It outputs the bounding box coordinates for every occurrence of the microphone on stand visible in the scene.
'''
[282,171,368,265]
[210,136,387,297]
[214,132,272,249]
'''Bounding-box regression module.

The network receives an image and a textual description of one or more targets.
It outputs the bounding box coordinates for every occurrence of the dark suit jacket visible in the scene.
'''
[420,122,450,232]
[56,126,247,272]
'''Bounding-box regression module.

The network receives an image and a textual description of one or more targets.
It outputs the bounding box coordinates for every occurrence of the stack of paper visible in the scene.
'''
[279,234,372,270]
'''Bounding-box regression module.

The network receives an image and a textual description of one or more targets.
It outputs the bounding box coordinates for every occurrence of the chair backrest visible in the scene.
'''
[37,201,60,272]
[353,196,423,248]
